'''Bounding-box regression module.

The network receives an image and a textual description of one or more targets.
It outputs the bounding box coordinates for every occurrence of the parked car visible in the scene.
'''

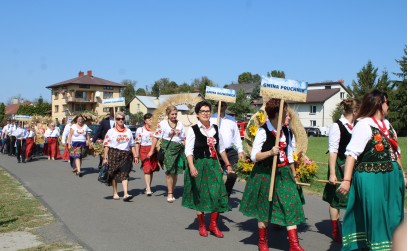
[126,125,137,138]
[304,127,321,137]
[236,121,248,138]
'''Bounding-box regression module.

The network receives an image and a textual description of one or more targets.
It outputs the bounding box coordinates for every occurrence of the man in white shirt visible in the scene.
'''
[13,121,27,163]
[210,101,245,198]
[8,120,17,156]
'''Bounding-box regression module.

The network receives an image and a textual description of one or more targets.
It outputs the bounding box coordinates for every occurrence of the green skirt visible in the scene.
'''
[342,162,405,251]
[239,163,305,225]
[181,158,229,213]
[162,140,187,175]
[322,158,348,209]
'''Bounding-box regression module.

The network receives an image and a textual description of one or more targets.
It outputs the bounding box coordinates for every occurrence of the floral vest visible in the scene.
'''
[355,126,399,173]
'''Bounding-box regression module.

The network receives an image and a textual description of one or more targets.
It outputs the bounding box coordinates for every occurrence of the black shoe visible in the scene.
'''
[22,160,26,163]
[123,195,133,202]
[78,172,83,177]
[18,160,21,163]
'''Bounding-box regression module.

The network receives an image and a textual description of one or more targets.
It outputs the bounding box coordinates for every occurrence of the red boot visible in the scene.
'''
[258,227,269,251]
[331,220,341,243]
[287,229,304,251]
[197,213,208,237]
[209,212,224,238]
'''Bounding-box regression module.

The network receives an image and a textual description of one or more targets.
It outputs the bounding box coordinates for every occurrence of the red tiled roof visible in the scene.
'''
[5,102,32,115]
[46,75,124,88]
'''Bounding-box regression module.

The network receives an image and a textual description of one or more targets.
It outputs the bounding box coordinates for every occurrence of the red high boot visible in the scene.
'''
[209,212,224,238]
[287,229,305,251]
[197,213,208,237]
[331,220,341,243]
[258,227,269,251]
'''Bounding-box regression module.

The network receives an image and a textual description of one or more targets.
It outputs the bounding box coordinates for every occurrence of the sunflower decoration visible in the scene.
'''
[236,105,313,181]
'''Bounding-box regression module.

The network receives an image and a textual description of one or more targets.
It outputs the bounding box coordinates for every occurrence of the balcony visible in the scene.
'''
[65,96,97,103]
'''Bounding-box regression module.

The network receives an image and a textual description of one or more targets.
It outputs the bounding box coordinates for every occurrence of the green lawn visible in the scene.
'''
[304,137,407,194]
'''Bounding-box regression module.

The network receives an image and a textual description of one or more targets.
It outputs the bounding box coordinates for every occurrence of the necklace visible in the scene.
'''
[115,125,126,133]
[144,125,151,131]
[371,117,389,137]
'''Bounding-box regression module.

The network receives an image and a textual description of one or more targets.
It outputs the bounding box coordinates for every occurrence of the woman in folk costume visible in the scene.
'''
[25,125,36,162]
[148,105,187,203]
[103,111,137,201]
[182,100,232,238]
[337,90,405,251]
[239,98,305,251]
[44,122,62,160]
[135,113,159,196]
[322,98,360,243]
[68,115,90,177]
[61,121,72,162]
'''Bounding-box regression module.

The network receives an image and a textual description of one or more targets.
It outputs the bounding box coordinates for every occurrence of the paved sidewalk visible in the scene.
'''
[0,154,342,251]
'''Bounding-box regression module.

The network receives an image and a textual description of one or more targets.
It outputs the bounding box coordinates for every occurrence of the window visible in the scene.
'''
[325,85,331,89]
[103,107,111,112]
[103,92,113,99]
[74,104,86,112]
[79,84,90,89]
[340,92,345,99]
[103,86,113,90]
[310,105,316,114]
[310,120,316,126]
[75,91,86,99]
[54,92,59,100]
[54,105,59,113]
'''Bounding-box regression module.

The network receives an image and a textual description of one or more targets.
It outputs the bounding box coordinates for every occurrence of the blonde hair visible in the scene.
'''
[165,106,177,116]
[115,111,126,118]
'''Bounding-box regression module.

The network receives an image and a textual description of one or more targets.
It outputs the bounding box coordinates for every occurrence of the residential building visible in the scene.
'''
[45,70,125,122]
[227,81,351,133]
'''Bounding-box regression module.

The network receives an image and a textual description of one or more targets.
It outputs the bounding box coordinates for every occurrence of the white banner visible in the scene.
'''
[205,86,236,103]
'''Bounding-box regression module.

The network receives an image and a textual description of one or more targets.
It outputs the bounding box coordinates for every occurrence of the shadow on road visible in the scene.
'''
[315,220,343,251]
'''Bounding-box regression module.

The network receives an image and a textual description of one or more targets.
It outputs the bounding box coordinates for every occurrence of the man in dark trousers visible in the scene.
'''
[210,101,245,198]
[92,108,115,169]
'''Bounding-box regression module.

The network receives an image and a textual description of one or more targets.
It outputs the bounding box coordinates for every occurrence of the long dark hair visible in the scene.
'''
[356,89,388,119]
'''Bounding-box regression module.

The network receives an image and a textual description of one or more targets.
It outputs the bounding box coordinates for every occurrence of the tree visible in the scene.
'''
[121,80,137,104]
[191,77,215,97]
[347,61,379,99]
[17,102,51,116]
[229,89,254,121]
[0,102,5,124]
[151,78,179,97]
[389,46,407,135]
[135,88,147,96]
[179,83,193,93]
[267,70,285,78]
[238,72,261,84]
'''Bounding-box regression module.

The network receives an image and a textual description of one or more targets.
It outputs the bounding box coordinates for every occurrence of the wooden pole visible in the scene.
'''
[216,101,221,127]
[268,99,285,201]
[315,179,342,185]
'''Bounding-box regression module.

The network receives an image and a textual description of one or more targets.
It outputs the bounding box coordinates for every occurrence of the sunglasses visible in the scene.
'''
[199,110,211,114]
[115,117,125,121]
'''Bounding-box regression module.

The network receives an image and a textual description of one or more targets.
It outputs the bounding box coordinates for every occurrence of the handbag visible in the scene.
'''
[98,163,111,185]
[157,130,175,168]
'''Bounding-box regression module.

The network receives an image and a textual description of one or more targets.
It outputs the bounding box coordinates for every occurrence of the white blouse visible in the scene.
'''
[44,128,60,138]
[185,120,226,157]
[70,124,89,142]
[61,124,71,144]
[153,120,185,144]
[328,115,353,153]
[250,120,294,164]
[103,128,135,151]
[135,126,153,146]
[345,117,397,160]
[26,131,35,138]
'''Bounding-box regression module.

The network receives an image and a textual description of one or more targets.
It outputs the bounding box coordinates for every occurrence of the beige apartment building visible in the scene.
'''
[46,70,125,122]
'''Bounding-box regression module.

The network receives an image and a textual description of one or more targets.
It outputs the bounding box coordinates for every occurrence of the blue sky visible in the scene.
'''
[0,0,406,104]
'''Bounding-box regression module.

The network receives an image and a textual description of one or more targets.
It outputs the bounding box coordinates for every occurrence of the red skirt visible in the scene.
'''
[62,144,70,160]
[47,137,62,159]
[25,138,35,159]
[140,145,159,174]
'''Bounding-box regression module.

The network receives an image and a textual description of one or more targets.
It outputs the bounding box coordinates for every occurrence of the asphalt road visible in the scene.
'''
[0,154,342,251]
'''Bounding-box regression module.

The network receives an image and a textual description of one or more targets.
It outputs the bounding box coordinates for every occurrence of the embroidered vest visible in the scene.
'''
[192,124,219,159]
[355,126,398,173]
[259,124,290,167]
[336,120,352,160]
